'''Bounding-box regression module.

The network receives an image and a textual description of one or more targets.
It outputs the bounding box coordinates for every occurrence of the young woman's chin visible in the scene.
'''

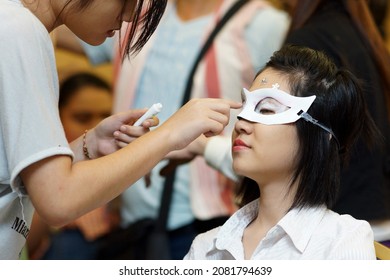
[232,162,248,178]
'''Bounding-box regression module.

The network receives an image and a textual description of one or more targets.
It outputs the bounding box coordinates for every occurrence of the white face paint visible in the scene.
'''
[237,87,316,125]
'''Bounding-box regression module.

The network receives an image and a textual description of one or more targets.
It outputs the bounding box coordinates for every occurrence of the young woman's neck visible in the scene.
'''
[242,180,297,259]
[175,0,223,21]
[255,179,297,228]
[21,0,63,33]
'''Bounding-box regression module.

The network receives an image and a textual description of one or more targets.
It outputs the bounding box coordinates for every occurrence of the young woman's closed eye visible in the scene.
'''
[254,98,290,115]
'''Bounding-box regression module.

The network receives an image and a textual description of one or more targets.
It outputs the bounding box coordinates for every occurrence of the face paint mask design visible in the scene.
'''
[238,87,340,148]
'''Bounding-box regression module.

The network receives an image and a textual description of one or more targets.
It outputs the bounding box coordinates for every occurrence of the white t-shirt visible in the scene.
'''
[184,200,376,260]
[0,0,73,259]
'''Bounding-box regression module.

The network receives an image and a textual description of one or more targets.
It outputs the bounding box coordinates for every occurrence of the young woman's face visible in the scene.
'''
[231,68,299,182]
[60,85,113,142]
[62,0,136,45]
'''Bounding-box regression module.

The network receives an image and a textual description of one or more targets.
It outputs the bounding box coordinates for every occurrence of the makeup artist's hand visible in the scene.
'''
[86,109,160,158]
[157,98,241,151]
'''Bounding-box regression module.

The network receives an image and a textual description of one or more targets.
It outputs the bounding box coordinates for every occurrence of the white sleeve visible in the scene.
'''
[329,220,376,259]
[0,10,73,192]
[204,136,238,182]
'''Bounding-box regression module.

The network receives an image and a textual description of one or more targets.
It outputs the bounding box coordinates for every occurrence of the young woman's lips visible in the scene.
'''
[232,139,250,152]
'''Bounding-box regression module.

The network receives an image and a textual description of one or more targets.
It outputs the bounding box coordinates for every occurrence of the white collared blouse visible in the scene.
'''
[184,200,375,260]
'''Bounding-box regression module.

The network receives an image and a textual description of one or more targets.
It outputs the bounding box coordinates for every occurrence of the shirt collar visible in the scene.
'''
[209,200,258,259]
[208,199,327,256]
[277,205,328,253]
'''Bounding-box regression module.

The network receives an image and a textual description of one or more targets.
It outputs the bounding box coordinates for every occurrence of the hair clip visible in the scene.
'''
[272,83,280,89]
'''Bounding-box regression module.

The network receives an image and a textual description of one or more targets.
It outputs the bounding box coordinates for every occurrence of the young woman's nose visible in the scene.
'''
[234,117,253,134]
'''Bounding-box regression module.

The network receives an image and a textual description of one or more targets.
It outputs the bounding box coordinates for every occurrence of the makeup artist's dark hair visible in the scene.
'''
[236,44,380,209]
[120,0,168,57]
